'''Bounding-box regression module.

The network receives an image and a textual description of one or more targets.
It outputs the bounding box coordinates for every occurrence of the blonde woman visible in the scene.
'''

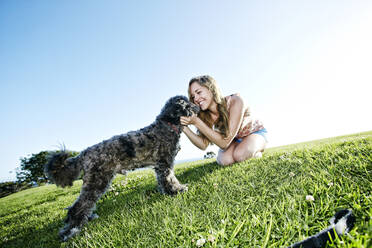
[180,75,267,166]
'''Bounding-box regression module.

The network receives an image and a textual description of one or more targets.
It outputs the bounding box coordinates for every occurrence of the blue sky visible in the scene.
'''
[1,1,371,182]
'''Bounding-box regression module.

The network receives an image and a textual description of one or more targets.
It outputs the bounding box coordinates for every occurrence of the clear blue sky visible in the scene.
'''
[1,1,371,182]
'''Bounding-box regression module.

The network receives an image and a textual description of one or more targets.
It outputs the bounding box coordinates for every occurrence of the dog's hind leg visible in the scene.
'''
[59,169,115,242]
[155,166,188,195]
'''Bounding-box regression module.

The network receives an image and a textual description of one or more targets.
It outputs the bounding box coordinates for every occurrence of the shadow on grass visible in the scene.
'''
[176,160,222,183]
[96,160,223,215]
[2,219,66,248]
[2,160,223,247]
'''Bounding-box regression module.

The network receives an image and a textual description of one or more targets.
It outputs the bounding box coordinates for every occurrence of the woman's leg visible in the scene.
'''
[216,141,238,166]
[232,134,266,162]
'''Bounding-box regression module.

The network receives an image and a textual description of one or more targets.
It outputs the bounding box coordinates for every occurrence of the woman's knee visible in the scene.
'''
[217,153,235,166]
[233,148,255,162]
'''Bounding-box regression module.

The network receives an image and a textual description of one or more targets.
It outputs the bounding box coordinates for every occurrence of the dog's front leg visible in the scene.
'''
[154,167,187,195]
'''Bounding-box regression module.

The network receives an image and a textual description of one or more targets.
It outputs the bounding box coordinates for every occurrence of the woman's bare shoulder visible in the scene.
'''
[227,93,244,105]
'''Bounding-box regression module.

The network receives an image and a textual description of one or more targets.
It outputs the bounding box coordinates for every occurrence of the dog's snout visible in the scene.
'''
[191,104,200,114]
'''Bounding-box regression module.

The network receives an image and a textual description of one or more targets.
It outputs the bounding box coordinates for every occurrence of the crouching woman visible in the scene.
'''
[180,75,267,166]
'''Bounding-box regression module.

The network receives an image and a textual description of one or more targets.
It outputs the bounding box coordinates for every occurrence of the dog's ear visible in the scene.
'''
[158,99,181,123]
[168,103,184,123]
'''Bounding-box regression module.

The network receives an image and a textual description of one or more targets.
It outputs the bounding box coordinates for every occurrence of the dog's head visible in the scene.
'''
[158,95,200,124]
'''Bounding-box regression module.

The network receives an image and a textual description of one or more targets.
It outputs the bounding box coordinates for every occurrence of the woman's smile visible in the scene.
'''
[197,100,205,107]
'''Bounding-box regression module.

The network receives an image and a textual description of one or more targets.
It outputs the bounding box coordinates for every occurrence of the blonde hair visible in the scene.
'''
[188,75,230,145]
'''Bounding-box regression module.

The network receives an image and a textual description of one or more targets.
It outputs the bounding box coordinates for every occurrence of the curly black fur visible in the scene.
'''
[44,95,199,241]
[45,151,81,187]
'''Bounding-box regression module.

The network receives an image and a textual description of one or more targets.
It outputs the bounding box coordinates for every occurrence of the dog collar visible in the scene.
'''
[167,122,180,134]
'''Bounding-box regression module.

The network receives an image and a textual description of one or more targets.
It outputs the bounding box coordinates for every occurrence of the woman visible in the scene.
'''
[180,75,267,166]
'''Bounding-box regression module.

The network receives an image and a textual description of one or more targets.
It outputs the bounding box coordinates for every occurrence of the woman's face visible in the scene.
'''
[189,82,213,111]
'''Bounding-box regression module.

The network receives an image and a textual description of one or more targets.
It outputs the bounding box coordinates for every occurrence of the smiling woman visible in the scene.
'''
[180,75,267,166]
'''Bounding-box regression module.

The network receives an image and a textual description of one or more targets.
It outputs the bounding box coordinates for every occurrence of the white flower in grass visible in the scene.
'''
[328,182,334,187]
[208,234,216,243]
[213,183,218,188]
[196,238,206,247]
[289,172,295,177]
[306,195,314,201]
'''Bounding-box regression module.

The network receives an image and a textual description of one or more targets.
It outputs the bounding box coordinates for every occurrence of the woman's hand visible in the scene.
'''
[180,114,198,126]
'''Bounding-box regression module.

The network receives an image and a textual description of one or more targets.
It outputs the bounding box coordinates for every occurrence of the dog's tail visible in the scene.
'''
[44,151,82,187]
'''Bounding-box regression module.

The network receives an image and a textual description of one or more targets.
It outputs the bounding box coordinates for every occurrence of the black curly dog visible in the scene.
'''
[45,95,199,241]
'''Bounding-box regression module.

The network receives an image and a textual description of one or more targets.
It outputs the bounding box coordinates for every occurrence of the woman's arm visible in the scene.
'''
[182,126,209,150]
[182,95,245,150]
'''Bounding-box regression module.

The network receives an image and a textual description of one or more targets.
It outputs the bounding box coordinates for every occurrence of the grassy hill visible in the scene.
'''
[1,131,371,247]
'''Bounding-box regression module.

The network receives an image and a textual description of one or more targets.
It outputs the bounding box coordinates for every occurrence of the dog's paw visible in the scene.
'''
[59,225,81,242]
[170,184,188,195]
[178,184,188,193]
[88,213,99,221]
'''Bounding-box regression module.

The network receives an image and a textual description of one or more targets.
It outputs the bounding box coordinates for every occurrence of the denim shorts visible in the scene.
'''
[234,128,268,143]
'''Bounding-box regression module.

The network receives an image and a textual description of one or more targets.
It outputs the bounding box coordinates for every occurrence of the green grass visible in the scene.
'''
[1,131,371,247]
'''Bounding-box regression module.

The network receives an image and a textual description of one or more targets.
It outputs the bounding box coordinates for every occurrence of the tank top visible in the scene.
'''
[225,94,264,139]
